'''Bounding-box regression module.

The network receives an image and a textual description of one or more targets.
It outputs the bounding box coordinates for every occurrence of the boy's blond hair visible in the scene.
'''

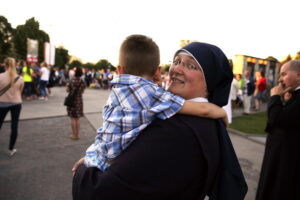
[119,34,160,76]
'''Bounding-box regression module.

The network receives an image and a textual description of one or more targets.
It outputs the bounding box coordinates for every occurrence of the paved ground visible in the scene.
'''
[0,87,266,200]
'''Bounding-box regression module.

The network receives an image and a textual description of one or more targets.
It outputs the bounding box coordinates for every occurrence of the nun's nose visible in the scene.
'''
[170,63,184,74]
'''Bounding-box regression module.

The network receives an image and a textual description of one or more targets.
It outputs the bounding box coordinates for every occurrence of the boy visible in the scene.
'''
[84,35,227,171]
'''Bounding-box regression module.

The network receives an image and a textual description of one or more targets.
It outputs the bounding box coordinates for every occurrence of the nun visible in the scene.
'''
[72,42,247,200]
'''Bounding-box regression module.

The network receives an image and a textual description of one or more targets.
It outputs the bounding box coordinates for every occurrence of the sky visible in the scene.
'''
[1,0,299,66]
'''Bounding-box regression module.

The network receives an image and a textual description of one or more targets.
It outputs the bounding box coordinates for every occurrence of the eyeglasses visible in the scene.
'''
[171,59,199,71]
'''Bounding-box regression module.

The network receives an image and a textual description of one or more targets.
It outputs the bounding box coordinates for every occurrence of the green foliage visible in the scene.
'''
[83,62,95,69]
[296,51,300,60]
[162,64,170,73]
[229,112,267,135]
[179,40,198,48]
[266,56,278,62]
[95,59,115,71]
[55,46,70,69]
[12,17,49,62]
[228,59,233,70]
[0,15,14,62]
[69,60,82,69]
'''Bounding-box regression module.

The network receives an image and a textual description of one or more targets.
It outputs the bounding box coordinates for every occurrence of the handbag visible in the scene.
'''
[64,80,81,107]
[0,76,20,96]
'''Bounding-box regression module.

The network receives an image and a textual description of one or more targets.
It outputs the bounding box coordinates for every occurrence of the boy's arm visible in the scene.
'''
[179,101,228,126]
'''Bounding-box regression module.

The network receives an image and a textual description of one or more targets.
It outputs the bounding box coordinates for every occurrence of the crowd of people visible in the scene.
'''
[0,60,116,102]
[230,70,267,115]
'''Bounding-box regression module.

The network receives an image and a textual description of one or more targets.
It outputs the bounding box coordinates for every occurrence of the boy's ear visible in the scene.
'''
[153,66,162,85]
[117,66,125,74]
[154,66,162,77]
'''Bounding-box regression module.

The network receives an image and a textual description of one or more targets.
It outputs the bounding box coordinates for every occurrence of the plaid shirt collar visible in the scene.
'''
[111,74,155,86]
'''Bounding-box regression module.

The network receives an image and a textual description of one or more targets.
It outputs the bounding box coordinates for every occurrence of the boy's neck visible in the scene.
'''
[119,73,153,81]
[117,65,154,81]
[139,74,153,81]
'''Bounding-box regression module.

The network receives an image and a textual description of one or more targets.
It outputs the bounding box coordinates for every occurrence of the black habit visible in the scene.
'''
[73,114,246,200]
[256,89,300,200]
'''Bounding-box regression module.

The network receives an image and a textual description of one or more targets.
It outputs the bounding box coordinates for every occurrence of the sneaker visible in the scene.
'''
[39,97,45,100]
[8,149,17,156]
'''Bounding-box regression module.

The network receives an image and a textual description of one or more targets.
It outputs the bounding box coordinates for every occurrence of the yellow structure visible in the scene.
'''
[233,55,280,87]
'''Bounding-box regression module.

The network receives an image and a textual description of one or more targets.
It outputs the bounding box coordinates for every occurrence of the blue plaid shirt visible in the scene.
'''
[84,74,185,171]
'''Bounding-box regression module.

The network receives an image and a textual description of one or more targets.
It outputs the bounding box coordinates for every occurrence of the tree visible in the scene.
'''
[69,60,82,69]
[228,59,233,70]
[161,64,171,73]
[95,59,115,71]
[13,17,50,62]
[279,54,292,69]
[296,51,300,60]
[0,16,14,62]
[180,40,198,48]
[266,56,278,62]
[83,62,95,70]
[55,46,70,69]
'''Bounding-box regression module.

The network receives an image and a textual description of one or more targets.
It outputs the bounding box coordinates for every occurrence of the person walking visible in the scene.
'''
[0,57,24,156]
[66,67,85,140]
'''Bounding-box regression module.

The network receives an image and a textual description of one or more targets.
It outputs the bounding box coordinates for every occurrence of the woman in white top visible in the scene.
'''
[0,57,24,156]
[39,62,50,100]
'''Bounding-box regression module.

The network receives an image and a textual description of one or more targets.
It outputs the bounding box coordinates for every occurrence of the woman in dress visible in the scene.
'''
[66,67,85,140]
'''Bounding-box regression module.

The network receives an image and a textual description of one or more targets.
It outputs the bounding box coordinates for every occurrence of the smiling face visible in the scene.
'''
[167,53,208,99]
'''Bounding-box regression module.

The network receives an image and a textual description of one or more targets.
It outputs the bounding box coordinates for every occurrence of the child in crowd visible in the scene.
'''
[84,35,228,171]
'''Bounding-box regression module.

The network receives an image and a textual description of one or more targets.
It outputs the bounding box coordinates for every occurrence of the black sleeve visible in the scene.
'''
[74,116,207,200]
[267,94,300,129]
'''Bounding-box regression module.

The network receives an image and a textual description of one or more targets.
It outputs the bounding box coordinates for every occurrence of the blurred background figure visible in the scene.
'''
[47,66,56,96]
[39,62,50,100]
[66,67,85,140]
[236,73,244,107]
[230,74,239,108]
[254,71,267,111]
[0,57,24,156]
[22,61,33,100]
[242,70,255,115]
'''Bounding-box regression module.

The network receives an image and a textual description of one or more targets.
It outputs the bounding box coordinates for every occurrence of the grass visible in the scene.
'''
[229,112,267,135]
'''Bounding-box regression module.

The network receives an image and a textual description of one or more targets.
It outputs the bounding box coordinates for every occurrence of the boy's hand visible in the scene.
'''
[222,115,229,127]
[72,157,84,176]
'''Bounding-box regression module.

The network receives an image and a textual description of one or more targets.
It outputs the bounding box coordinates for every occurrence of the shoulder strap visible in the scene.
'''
[0,76,20,96]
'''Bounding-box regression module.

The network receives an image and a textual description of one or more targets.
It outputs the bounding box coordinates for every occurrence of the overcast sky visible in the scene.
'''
[1,0,299,65]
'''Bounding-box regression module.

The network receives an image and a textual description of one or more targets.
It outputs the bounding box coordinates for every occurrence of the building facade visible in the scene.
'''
[233,55,280,88]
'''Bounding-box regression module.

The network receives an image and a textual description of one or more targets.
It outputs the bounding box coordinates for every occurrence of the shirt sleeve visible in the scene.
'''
[267,94,300,129]
[150,87,185,120]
